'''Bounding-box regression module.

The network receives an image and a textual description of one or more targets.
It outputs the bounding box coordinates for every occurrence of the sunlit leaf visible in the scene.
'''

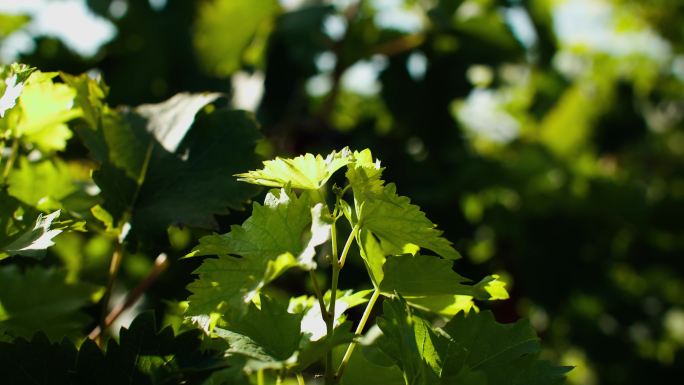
[237,147,352,190]
[186,189,326,316]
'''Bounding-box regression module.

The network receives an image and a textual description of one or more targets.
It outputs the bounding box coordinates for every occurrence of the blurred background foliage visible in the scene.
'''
[1,0,683,383]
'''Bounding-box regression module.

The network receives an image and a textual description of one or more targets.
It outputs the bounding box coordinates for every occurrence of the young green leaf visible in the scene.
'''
[359,183,461,260]
[7,158,78,210]
[186,189,328,316]
[236,147,352,189]
[14,71,81,152]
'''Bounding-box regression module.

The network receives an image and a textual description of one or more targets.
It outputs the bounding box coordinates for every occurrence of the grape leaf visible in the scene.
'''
[438,311,570,385]
[357,228,387,286]
[236,147,352,189]
[0,193,76,260]
[135,92,221,153]
[0,63,34,118]
[343,149,459,260]
[359,183,460,260]
[214,296,354,371]
[377,299,568,385]
[15,71,81,152]
[339,342,405,385]
[0,266,101,340]
[186,189,329,316]
[379,254,471,295]
[379,254,508,315]
[376,297,443,385]
[7,158,78,210]
[216,296,303,365]
[0,210,62,259]
[69,84,261,241]
[60,72,109,130]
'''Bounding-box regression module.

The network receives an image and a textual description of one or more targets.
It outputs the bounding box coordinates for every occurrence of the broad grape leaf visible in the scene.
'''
[214,296,354,371]
[376,298,443,385]
[339,342,405,385]
[136,92,221,153]
[359,183,460,260]
[186,189,330,316]
[68,80,261,241]
[0,266,101,340]
[379,254,508,315]
[344,149,460,260]
[377,299,569,385]
[438,311,570,385]
[236,147,352,190]
[216,296,303,364]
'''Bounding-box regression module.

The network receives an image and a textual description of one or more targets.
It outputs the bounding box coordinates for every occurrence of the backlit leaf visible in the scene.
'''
[186,189,326,316]
[237,147,352,189]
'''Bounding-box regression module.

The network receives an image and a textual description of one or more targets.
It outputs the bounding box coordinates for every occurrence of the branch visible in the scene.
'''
[88,253,169,341]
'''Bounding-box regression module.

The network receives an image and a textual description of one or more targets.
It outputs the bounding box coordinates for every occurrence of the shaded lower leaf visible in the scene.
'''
[217,296,303,365]
[0,333,77,385]
[0,266,101,340]
[439,311,570,385]
[379,254,508,316]
[0,312,232,385]
[376,297,443,385]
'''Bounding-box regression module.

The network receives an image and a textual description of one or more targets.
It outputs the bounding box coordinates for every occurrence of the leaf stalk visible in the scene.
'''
[336,288,381,379]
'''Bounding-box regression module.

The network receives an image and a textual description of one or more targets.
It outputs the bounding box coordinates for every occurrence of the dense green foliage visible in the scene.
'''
[2,0,684,384]
[0,64,566,383]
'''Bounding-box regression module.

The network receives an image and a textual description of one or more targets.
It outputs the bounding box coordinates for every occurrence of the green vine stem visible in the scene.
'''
[325,216,340,385]
[1,137,19,185]
[336,288,381,379]
[338,223,360,269]
[326,220,362,384]
[297,373,306,385]
[309,270,330,325]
